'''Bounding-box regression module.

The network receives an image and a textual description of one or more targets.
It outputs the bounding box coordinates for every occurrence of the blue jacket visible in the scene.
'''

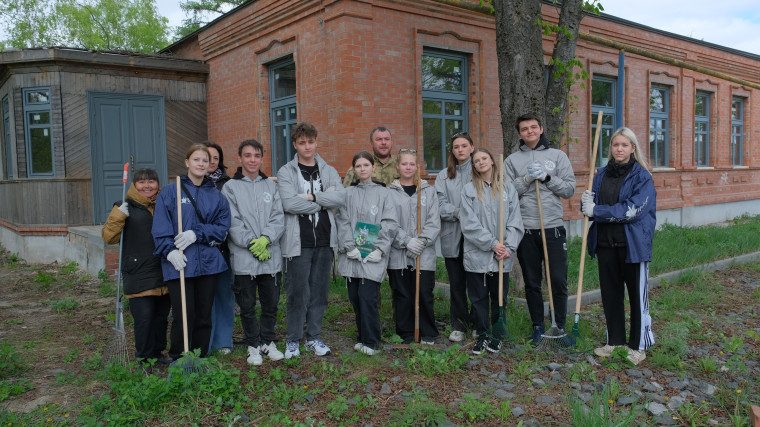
[152,175,231,281]
[587,161,656,263]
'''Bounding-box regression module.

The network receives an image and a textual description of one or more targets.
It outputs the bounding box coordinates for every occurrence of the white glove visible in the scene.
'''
[527,161,548,181]
[581,198,595,218]
[117,202,129,216]
[582,190,595,206]
[167,249,187,271]
[362,249,383,264]
[346,248,362,261]
[406,237,425,256]
[174,230,197,250]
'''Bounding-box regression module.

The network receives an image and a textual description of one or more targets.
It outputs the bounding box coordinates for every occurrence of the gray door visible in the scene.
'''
[89,92,167,224]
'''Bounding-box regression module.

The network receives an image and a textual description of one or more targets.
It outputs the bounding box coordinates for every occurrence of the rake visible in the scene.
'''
[491,154,509,343]
[534,182,574,350]
[105,162,130,366]
[569,111,604,344]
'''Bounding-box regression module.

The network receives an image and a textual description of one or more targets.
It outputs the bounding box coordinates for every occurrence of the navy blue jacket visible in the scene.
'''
[587,161,656,263]
[152,175,231,281]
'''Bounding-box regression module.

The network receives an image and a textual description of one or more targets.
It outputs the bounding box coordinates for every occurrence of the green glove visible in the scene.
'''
[256,247,271,261]
[250,236,269,255]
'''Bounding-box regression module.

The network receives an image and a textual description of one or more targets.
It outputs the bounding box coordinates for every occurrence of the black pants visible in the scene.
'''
[445,237,474,332]
[597,246,655,350]
[465,271,509,336]
[166,275,216,359]
[233,273,281,347]
[517,227,568,329]
[388,267,438,342]
[129,293,171,360]
[347,277,381,350]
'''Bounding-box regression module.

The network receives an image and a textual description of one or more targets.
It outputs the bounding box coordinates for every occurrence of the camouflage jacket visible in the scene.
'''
[342,155,399,187]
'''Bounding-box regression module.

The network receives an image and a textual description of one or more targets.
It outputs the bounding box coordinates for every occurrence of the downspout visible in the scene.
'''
[617,51,624,130]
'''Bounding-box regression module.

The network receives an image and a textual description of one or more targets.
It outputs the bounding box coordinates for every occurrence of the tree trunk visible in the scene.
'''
[544,0,584,146]
[493,0,545,155]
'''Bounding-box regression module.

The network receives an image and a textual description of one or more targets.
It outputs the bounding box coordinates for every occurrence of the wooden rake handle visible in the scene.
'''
[177,176,190,353]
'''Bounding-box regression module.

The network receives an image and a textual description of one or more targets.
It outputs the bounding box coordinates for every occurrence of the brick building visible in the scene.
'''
[163,0,759,232]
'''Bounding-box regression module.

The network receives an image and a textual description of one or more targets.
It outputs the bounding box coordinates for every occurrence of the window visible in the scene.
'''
[269,59,297,174]
[731,97,744,166]
[649,86,669,167]
[2,95,11,179]
[694,92,710,166]
[23,87,54,176]
[591,77,616,166]
[421,50,467,172]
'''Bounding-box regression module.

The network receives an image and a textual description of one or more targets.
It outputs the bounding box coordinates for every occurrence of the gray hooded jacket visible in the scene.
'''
[460,180,524,274]
[336,181,398,283]
[387,179,441,271]
[277,153,345,258]
[434,158,472,258]
[222,173,284,276]
[503,136,575,229]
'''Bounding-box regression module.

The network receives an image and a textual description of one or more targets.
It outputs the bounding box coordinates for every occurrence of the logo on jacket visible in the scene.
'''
[421,195,427,206]
[370,205,378,216]
[181,196,191,205]
[262,192,272,203]
[543,160,556,172]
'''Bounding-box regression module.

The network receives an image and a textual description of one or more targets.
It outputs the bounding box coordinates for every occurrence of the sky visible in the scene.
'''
[154,0,760,56]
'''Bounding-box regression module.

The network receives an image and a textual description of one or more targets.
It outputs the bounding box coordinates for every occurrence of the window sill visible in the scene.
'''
[732,165,749,169]
[696,166,714,170]
[652,167,676,172]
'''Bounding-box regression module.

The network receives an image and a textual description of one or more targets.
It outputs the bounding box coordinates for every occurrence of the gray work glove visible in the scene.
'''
[581,190,595,218]
[174,230,197,251]
[362,249,382,264]
[346,248,362,261]
[118,202,129,216]
[167,249,187,271]
[406,237,425,256]
[527,161,548,181]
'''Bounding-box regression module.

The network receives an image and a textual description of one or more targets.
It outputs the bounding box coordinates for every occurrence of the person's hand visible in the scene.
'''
[362,249,382,264]
[297,193,312,201]
[581,190,595,206]
[527,161,547,181]
[493,242,509,260]
[249,236,270,257]
[346,248,362,261]
[167,250,187,271]
[581,197,595,218]
[118,202,129,217]
[406,238,425,256]
[174,230,197,250]
[256,247,271,261]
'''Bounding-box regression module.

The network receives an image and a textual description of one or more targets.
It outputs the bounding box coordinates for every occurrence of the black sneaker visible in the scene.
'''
[529,325,545,345]
[486,337,502,353]
[472,335,487,355]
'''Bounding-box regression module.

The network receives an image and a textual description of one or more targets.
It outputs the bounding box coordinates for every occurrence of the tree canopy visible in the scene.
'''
[176,0,247,39]
[0,0,170,53]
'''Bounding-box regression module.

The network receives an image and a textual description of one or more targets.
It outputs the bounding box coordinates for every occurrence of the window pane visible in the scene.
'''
[289,106,297,121]
[423,100,441,115]
[591,80,613,107]
[423,118,443,171]
[650,88,665,112]
[274,108,287,123]
[445,119,463,140]
[695,95,705,116]
[274,124,289,167]
[732,99,742,120]
[445,102,462,116]
[29,127,53,174]
[28,111,50,125]
[421,55,462,91]
[26,89,50,105]
[273,63,296,100]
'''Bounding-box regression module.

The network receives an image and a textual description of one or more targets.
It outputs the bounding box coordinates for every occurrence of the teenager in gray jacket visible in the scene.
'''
[388,150,441,344]
[503,113,576,343]
[461,148,524,355]
[222,140,285,366]
[435,132,475,342]
[277,122,346,359]
[337,151,398,356]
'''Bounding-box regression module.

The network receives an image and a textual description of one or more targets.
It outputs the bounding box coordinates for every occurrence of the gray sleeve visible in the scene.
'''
[262,184,285,243]
[222,184,254,248]
[504,158,531,196]
[419,186,441,246]
[545,151,576,199]
[503,184,525,253]
[277,167,320,215]
[435,173,457,221]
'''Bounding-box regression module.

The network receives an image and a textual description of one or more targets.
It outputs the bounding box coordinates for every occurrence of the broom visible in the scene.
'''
[491,155,508,343]
[105,162,130,366]
[534,182,574,349]
[169,175,210,376]
[569,111,604,342]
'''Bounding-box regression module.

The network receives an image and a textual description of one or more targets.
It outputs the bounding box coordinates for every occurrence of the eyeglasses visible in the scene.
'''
[451,131,469,140]
[398,148,417,154]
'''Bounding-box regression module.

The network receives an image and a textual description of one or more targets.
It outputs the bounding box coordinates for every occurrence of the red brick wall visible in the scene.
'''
[170,0,760,220]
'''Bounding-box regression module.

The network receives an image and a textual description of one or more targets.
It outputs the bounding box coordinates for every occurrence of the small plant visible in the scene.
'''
[497,400,514,423]
[326,395,349,421]
[82,353,102,371]
[33,271,55,291]
[63,349,80,363]
[567,361,597,382]
[725,354,747,372]
[61,261,79,274]
[45,298,80,313]
[389,390,447,426]
[82,333,95,345]
[456,393,496,424]
[5,318,23,325]
[0,341,26,378]
[569,381,638,425]
[0,379,33,402]
[721,334,744,352]
[405,345,468,377]
[4,253,20,268]
[98,269,109,281]
[99,280,115,297]
[677,401,712,426]
[696,356,718,374]
[600,347,633,370]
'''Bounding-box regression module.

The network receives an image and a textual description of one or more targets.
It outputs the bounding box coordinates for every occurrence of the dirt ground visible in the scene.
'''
[1,248,759,425]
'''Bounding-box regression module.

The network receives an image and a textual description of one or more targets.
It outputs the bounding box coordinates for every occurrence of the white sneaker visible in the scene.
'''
[246,345,262,365]
[305,339,331,356]
[594,344,616,357]
[359,345,378,356]
[218,347,232,355]
[448,330,465,342]
[284,341,300,359]
[421,338,435,345]
[260,342,284,361]
[627,349,646,365]
[354,342,363,351]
